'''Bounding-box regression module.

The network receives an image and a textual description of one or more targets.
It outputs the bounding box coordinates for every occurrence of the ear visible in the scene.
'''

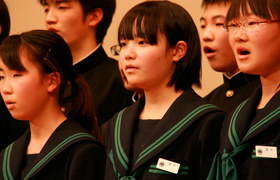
[172,41,187,62]
[45,72,61,93]
[87,8,103,27]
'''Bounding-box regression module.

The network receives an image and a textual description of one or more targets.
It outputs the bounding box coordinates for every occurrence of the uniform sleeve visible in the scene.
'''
[68,142,106,180]
[196,111,225,180]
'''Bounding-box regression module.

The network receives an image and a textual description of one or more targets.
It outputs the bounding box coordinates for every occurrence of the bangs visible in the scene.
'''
[39,0,71,5]
[225,0,280,23]
[0,35,26,72]
[118,2,161,45]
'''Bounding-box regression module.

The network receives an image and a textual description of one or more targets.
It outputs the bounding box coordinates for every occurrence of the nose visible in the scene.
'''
[1,79,13,95]
[234,27,248,43]
[201,26,214,42]
[45,8,57,26]
[124,42,136,60]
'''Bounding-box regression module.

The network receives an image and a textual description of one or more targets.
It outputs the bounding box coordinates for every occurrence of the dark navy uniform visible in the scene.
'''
[105,88,226,180]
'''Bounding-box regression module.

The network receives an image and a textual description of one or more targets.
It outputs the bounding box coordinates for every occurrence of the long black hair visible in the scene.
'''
[0,30,102,142]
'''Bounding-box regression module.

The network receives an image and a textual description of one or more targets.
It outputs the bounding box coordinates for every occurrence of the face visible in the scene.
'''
[44,0,91,49]
[200,3,238,76]
[119,32,176,91]
[0,53,50,121]
[228,8,280,77]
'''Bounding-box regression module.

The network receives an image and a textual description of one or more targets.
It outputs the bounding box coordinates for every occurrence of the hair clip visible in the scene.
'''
[44,48,51,61]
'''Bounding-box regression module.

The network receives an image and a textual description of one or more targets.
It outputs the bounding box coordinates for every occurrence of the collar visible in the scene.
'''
[222,72,260,89]
[73,45,108,74]
[2,118,101,180]
[73,44,101,65]
[109,88,223,176]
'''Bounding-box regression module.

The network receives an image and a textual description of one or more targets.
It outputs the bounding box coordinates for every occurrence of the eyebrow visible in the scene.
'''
[200,15,226,21]
[44,0,70,5]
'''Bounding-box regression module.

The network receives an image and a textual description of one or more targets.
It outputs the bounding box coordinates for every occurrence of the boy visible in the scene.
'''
[39,0,133,127]
[199,0,260,113]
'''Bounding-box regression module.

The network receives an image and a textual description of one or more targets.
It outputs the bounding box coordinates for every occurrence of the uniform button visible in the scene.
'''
[226,90,234,97]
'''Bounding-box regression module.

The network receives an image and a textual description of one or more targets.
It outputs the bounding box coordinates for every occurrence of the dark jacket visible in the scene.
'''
[0,118,106,180]
[207,87,280,180]
[205,73,260,113]
[73,45,133,126]
[105,88,226,180]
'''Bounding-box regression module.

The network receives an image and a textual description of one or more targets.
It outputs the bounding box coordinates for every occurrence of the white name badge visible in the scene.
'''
[255,145,277,158]
[156,158,180,174]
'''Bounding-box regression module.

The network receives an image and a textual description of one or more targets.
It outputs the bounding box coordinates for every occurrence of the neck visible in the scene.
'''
[27,103,67,154]
[140,86,183,120]
[258,71,280,109]
[69,35,98,64]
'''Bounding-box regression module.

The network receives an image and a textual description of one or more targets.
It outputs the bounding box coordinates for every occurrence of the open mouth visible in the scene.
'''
[204,47,216,54]
[238,49,250,55]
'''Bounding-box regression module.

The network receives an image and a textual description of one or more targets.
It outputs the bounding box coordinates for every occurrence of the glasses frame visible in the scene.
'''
[223,18,280,33]
[110,45,121,56]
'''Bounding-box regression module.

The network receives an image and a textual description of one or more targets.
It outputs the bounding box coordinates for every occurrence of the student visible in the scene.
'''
[0,30,105,179]
[105,1,226,179]
[200,0,260,113]
[0,0,27,151]
[39,0,133,127]
[207,0,280,179]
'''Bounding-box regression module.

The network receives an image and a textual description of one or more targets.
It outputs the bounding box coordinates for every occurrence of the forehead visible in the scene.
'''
[43,0,72,5]
[202,3,231,20]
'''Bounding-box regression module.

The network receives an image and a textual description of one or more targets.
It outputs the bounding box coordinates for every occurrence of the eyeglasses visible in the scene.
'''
[224,18,280,33]
[110,45,121,56]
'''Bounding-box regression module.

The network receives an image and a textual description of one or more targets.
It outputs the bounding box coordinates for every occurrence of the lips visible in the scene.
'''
[125,64,138,73]
[236,47,251,60]
[5,100,15,110]
[47,27,58,33]
[203,46,216,58]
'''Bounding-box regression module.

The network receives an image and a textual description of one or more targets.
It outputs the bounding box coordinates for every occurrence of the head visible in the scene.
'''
[118,1,201,91]
[224,0,280,76]
[39,0,116,44]
[0,0,10,44]
[200,0,238,76]
[0,30,101,140]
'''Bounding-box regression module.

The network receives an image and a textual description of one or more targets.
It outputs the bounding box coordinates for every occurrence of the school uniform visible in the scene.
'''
[0,96,27,151]
[73,45,133,126]
[205,73,260,113]
[105,88,226,180]
[207,86,280,180]
[0,118,106,180]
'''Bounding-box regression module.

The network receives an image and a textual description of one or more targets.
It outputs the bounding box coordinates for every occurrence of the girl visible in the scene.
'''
[105,1,226,179]
[207,0,280,179]
[0,30,105,179]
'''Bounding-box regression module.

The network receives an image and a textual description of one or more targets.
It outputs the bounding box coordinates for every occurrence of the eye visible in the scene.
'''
[138,39,150,45]
[200,24,206,29]
[13,74,22,78]
[216,23,224,26]
[0,76,4,81]
[44,7,49,13]
[120,42,126,47]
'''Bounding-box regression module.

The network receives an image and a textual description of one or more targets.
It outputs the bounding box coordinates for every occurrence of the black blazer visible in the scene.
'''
[105,88,226,180]
[0,118,106,180]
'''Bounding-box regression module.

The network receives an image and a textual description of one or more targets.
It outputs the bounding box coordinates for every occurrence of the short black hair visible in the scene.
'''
[201,0,232,8]
[39,0,116,43]
[225,0,280,26]
[118,1,201,91]
[0,0,10,44]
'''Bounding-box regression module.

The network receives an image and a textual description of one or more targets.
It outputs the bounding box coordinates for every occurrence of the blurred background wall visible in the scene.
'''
[5,0,222,97]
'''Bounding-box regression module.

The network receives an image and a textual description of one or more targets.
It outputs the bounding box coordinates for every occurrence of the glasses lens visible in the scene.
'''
[227,21,238,33]
[111,45,120,56]
[244,18,258,30]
